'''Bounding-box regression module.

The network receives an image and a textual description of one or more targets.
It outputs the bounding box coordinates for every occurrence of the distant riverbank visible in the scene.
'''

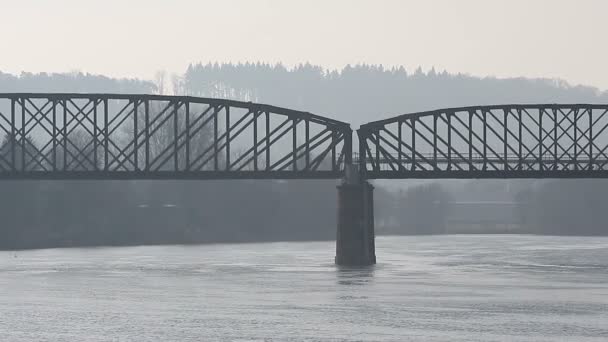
[5,230,608,252]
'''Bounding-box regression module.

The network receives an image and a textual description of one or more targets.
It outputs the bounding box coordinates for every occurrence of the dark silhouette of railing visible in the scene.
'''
[358,104,608,178]
[0,94,352,179]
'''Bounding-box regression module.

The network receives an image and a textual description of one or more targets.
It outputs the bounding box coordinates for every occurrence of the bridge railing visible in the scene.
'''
[0,94,352,179]
[358,104,608,178]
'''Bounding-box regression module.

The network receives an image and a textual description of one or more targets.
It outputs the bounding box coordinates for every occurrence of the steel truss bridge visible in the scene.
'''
[2,94,608,265]
[0,94,607,180]
[358,104,608,179]
[0,94,351,179]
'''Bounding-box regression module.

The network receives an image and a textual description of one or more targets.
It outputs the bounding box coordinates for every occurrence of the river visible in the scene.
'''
[1,235,607,341]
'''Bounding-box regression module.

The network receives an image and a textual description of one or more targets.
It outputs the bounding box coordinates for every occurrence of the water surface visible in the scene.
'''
[1,235,608,341]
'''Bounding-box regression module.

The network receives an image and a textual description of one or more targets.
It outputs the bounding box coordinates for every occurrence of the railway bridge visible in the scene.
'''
[1,94,607,265]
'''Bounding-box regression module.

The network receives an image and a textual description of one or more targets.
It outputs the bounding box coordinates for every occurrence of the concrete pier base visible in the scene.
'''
[335,181,376,266]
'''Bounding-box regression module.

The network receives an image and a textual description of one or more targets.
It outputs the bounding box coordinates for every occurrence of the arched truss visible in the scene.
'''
[0,94,352,179]
[358,105,608,178]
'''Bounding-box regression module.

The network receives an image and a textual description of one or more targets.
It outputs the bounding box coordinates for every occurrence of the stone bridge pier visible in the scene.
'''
[335,165,376,266]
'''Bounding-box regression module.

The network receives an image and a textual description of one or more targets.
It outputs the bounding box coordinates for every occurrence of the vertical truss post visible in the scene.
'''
[305,119,310,170]
[518,108,522,171]
[468,111,473,171]
[21,97,25,171]
[589,107,593,170]
[253,110,258,171]
[265,111,270,170]
[292,117,297,171]
[52,99,57,171]
[134,99,138,171]
[225,106,230,171]
[503,109,508,171]
[538,108,543,171]
[10,98,15,171]
[553,107,558,171]
[185,101,190,171]
[412,119,416,171]
[433,114,438,170]
[93,99,98,170]
[483,109,487,171]
[214,106,219,171]
[374,130,380,172]
[358,129,367,175]
[447,113,452,170]
[344,125,352,166]
[104,98,109,171]
[397,121,402,170]
[145,99,150,171]
[331,128,337,171]
[173,101,178,171]
[61,100,68,170]
[573,107,578,171]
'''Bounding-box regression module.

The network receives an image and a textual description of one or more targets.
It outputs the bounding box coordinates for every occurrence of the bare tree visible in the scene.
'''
[118,101,217,171]
[154,70,168,95]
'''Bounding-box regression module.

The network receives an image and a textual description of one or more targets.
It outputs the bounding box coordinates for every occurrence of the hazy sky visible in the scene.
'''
[2,0,607,89]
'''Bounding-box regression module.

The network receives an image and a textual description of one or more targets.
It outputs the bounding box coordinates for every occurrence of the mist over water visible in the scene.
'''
[1,235,607,341]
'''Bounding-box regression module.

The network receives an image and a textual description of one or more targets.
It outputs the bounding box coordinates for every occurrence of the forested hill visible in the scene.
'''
[3,65,606,123]
[0,71,154,94]
[183,62,608,126]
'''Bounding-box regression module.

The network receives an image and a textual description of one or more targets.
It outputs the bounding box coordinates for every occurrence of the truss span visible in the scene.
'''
[358,104,608,179]
[0,94,352,179]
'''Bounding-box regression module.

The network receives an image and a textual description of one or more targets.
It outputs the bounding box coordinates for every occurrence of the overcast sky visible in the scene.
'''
[2,0,606,89]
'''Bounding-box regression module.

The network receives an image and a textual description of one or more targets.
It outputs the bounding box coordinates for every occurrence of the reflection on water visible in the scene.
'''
[1,235,608,341]
[335,265,376,286]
